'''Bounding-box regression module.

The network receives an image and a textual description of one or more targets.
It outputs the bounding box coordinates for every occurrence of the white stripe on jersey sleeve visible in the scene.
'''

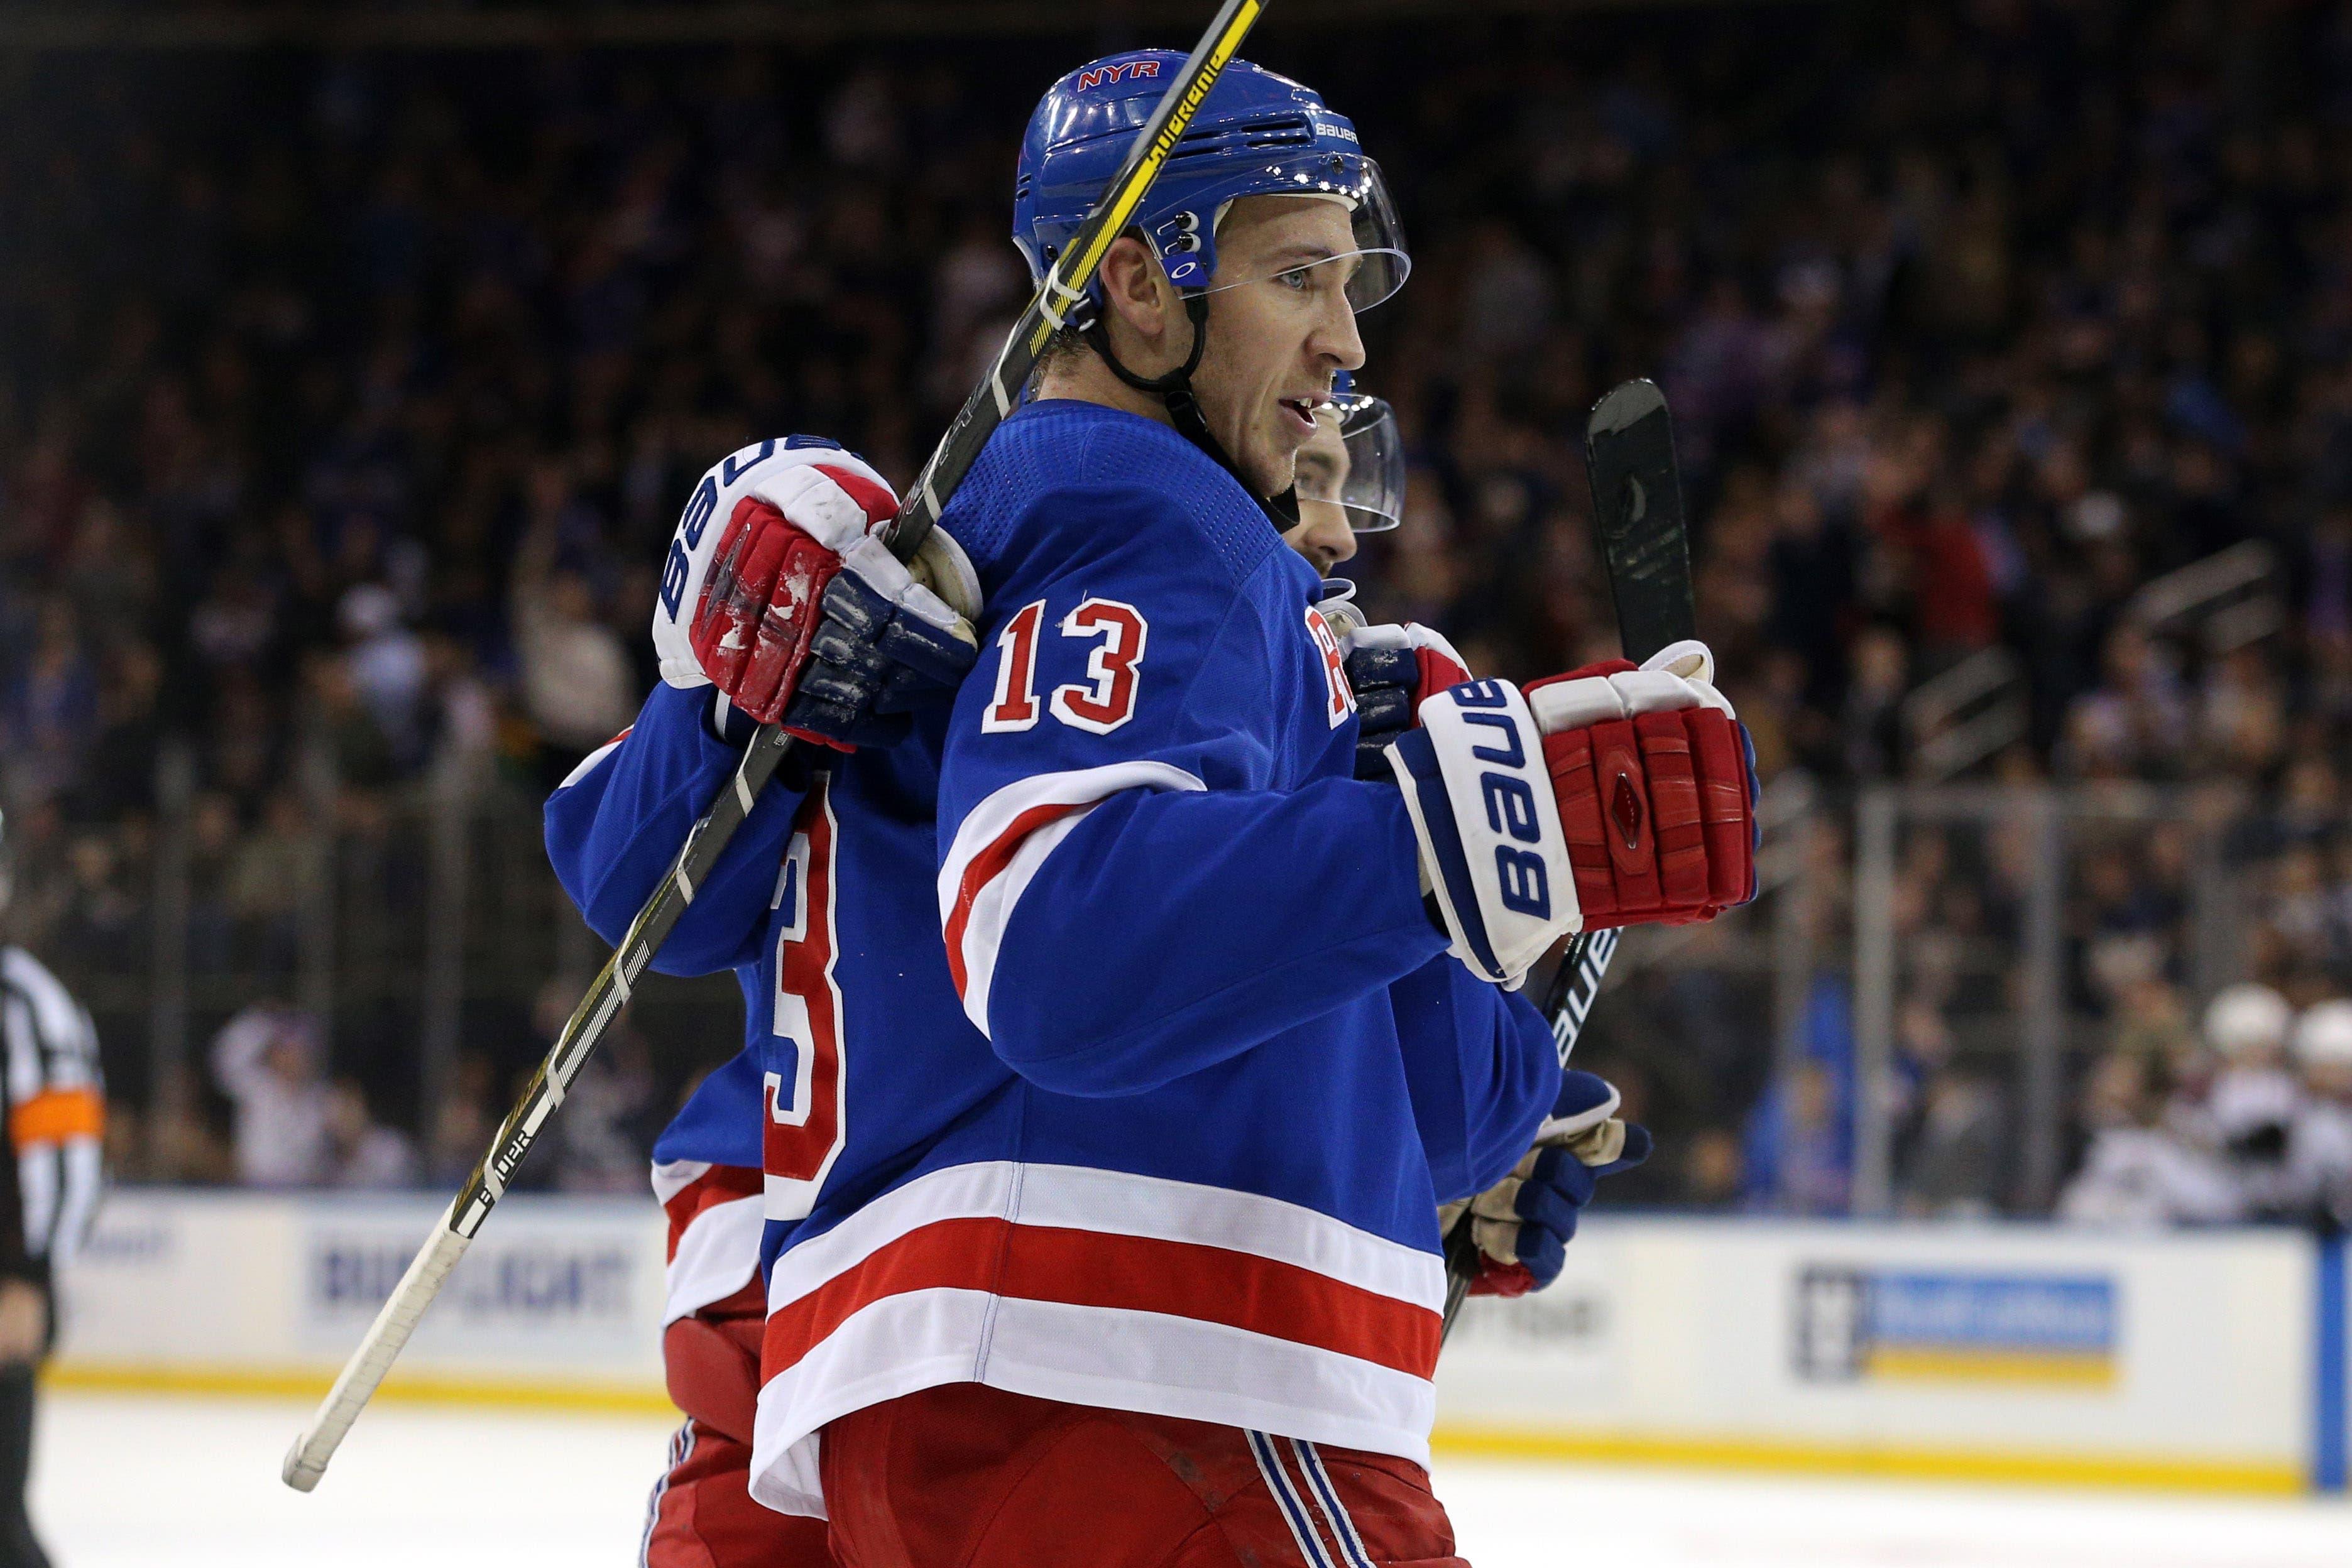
[934,761,1204,1036]
[557,729,632,791]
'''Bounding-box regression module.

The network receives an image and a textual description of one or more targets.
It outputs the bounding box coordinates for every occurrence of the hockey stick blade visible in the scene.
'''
[1584,378,1695,663]
[1533,377,1697,1059]
[283,0,1276,1493]
[1440,379,1695,1342]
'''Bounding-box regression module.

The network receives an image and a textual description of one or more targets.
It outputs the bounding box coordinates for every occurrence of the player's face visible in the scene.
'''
[1283,411,1357,574]
[1196,197,1367,501]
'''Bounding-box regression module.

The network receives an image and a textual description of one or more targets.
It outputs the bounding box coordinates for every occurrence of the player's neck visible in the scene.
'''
[1032,350,1176,428]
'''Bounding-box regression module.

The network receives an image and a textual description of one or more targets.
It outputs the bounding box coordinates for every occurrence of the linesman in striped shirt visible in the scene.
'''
[0,812,106,1568]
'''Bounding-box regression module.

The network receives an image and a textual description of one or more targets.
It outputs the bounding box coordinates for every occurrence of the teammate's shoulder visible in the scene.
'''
[957,401,1281,589]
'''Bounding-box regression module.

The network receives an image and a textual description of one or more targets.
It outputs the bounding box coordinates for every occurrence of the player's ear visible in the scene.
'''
[1097,233,1174,354]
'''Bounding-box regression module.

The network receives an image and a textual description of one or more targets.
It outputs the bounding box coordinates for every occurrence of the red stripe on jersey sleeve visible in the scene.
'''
[941,800,1088,998]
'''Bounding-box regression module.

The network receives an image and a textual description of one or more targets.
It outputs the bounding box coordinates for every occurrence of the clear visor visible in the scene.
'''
[1294,393,1404,533]
[1195,156,1410,315]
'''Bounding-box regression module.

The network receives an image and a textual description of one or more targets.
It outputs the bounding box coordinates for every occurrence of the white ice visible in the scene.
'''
[32,1390,2352,1567]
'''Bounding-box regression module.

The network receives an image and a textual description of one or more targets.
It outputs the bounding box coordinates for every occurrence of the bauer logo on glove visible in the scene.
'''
[651,437,983,751]
[1387,640,1758,988]
[1389,678,1572,986]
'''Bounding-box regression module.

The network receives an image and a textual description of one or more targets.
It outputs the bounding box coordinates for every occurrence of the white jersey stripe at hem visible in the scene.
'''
[747,1290,1438,1521]
[660,1191,764,1326]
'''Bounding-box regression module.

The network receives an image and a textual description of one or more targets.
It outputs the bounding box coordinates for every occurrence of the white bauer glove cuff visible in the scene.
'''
[1387,678,1579,986]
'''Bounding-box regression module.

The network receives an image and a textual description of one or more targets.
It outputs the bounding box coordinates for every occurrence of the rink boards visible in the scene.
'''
[1440,1218,2344,1494]
[46,1192,2352,1493]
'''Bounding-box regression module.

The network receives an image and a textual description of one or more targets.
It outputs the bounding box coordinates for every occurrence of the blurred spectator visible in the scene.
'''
[0,601,96,804]
[1898,1070,2006,1219]
[426,1052,500,1188]
[338,584,428,768]
[324,1079,417,1189]
[2201,983,2302,1216]
[2106,974,2198,1067]
[511,474,636,783]
[2059,1052,2241,1228]
[217,790,316,986]
[1741,1060,1850,1217]
[208,1003,329,1187]
[1839,627,1906,779]
[9,3,2352,1202]
[2288,1001,2352,1231]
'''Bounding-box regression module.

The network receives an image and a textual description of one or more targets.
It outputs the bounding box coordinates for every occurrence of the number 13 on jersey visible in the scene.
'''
[763,777,848,1222]
[983,597,1149,736]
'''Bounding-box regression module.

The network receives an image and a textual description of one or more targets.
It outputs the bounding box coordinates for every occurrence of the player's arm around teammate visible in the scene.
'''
[540,440,976,1568]
[1291,402,1653,1239]
[545,437,978,969]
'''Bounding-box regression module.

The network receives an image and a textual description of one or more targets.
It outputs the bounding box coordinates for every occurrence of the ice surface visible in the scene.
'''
[30,1391,2352,1567]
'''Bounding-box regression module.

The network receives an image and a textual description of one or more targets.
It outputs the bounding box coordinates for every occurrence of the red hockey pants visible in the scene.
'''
[640,1282,831,1568]
[819,1381,1469,1568]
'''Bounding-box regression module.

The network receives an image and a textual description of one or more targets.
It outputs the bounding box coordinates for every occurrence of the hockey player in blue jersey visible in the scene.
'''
[560,389,1644,1564]
[581,394,1590,1566]
[559,410,1654,1567]
[596,400,1404,1567]
[550,48,1754,1565]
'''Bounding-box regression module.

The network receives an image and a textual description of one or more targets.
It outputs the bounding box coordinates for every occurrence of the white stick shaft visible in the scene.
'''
[281,1201,473,1491]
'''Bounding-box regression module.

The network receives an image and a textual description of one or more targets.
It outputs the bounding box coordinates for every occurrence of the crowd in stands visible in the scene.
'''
[7,1,2352,1214]
[2061,984,2352,1228]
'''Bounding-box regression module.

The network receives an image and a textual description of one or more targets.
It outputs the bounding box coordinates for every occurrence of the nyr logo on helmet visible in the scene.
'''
[1076,58,1161,91]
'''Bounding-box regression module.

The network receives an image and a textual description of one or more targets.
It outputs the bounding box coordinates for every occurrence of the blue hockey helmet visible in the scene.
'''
[1012,50,1409,317]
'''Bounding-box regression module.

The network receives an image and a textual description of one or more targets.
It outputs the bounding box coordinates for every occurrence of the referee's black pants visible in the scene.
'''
[0,1363,46,1568]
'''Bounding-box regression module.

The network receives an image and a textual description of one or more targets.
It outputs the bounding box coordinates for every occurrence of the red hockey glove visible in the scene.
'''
[651,437,979,749]
[1386,640,1756,987]
[1522,640,1756,930]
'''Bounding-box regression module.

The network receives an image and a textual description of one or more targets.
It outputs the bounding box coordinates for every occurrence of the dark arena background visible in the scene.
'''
[5,3,2352,1561]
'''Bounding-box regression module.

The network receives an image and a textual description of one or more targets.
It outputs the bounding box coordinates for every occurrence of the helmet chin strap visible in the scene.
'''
[1084,291,1299,530]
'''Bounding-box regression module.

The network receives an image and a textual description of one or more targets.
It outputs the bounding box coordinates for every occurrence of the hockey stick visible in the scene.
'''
[1438,378,1693,1342]
[282,0,1273,1493]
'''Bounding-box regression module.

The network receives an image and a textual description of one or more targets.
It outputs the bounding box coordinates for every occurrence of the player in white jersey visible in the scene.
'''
[0,812,106,1568]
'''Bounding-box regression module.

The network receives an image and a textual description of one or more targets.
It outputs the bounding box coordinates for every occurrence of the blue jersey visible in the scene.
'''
[545,403,1557,1518]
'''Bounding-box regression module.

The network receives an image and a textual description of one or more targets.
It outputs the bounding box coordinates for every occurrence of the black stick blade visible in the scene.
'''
[1584,379,1695,664]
